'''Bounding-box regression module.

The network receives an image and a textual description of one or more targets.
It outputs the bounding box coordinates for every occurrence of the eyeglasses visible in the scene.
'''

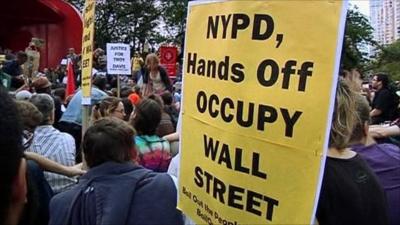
[114,109,125,114]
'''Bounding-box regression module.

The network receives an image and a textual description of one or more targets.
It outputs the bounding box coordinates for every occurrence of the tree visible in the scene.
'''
[95,0,161,51]
[66,0,187,52]
[158,0,187,44]
[341,6,376,71]
[68,0,84,10]
[373,40,400,81]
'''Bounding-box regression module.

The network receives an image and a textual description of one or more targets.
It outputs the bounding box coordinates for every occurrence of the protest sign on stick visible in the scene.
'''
[107,43,131,98]
[107,43,131,75]
[80,0,96,147]
[179,1,347,224]
[81,0,96,105]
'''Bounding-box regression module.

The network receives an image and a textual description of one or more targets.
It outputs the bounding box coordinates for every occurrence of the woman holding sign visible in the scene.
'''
[316,79,389,225]
[142,53,172,96]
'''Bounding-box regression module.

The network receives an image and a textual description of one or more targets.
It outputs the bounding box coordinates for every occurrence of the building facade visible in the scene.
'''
[370,0,400,45]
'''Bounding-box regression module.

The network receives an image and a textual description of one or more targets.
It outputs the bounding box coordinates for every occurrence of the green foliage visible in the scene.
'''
[68,0,84,10]
[373,40,400,81]
[159,0,187,44]
[95,0,160,51]
[66,0,187,51]
[341,6,376,70]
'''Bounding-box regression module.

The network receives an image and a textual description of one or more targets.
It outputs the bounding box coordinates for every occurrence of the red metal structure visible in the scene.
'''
[0,0,82,69]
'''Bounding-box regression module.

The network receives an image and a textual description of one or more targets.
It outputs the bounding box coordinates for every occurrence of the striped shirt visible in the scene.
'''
[30,125,76,193]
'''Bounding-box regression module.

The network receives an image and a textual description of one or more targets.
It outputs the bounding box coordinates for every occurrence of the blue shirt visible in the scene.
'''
[60,87,108,126]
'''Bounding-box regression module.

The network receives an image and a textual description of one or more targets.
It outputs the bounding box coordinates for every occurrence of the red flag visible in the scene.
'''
[65,60,76,98]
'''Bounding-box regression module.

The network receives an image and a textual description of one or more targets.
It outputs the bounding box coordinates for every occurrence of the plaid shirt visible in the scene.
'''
[30,125,76,193]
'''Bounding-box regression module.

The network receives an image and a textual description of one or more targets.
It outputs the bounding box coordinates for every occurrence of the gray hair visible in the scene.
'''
[30,94,54,125]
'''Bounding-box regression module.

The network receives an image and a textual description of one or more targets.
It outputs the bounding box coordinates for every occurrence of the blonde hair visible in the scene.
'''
[349,94,371,143]
[329,79,358,149]
[145,53,159,65]
[342,69,362,92]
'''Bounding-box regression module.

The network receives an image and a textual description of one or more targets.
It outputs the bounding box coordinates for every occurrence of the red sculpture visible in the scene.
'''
[0,0,83,70]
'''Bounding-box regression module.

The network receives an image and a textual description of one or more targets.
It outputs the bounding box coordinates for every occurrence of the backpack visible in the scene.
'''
[65,168,151,225]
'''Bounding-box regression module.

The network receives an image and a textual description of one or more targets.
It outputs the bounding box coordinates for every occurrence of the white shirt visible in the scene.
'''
[30,125,76,193]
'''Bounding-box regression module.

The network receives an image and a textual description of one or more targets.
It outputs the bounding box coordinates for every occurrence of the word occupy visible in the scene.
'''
[196,91,302,138]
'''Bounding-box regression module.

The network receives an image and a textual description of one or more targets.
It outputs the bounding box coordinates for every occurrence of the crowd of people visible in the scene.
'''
[0,47,183,225]
[0,43,399,225]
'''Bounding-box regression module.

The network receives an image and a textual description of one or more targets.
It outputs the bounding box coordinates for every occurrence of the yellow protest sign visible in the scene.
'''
[81,0,95,105]
[179,1,347,224]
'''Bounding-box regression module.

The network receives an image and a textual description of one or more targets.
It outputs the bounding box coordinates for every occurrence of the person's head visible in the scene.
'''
[121,98,134,121]
[29,94,55,125]
[329,79,358,149]
[148,94,164,108]
[82,117,135,168]
[15,101,42,150]
[161,91,173,106]
[341,69,363,92]
[92,75,107,91]
[0,88,26,225]
[93,48,105,58]
[15,101,42,132]
[32,77,52,94]
[120,86,133,98]
[131,98,162,135]
[68,48,75,55]
[173,82,182,93]
[53,88,66,102]
[372,73,389,90]
[93,97,125,121]
[145,53,159,71]
[16,51,27,65]
[133,85,141,94]
[349,95,371,144]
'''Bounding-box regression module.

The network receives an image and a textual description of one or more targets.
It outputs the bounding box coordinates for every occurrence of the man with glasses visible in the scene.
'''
[370,73,399,124]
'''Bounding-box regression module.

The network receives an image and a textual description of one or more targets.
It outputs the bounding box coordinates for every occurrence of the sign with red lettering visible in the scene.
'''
[160,46,177,78]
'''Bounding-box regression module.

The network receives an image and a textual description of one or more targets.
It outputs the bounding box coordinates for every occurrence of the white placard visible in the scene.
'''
[106,43,131,75]
[60,59,68,65]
